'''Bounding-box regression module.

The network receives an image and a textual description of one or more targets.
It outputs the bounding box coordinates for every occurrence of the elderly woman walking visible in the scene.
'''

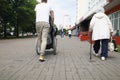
[89,6,114,61]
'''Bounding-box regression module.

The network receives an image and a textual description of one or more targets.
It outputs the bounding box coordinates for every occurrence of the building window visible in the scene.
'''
[114,19,118,30]
[88,0,107,10]
[119,18,120,30]
[109,11,120,35]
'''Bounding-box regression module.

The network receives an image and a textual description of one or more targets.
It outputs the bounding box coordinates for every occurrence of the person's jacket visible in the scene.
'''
[89,12,113,40]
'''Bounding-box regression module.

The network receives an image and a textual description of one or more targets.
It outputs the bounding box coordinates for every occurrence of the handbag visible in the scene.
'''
[108,37,114,51]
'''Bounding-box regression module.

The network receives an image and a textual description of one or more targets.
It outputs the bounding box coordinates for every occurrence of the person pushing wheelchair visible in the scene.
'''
[35,0,54,61]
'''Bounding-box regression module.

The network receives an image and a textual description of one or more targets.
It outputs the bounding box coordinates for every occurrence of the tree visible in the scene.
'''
[0,0,14,38]
[0,0,36,38]
[10,0,36,37]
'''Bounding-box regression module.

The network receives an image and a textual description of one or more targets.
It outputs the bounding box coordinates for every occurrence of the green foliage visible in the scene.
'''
[117,46,120,53]
[0,0,37,38]
[17,0,36,32]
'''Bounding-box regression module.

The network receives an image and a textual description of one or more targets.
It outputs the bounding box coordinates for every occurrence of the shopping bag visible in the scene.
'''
[108,37,114,51]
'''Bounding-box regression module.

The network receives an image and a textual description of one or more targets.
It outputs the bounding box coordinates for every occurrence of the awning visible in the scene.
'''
[105,0,120,11]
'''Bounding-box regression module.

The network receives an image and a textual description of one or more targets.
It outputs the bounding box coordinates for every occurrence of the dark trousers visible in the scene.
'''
[93,39,109,58]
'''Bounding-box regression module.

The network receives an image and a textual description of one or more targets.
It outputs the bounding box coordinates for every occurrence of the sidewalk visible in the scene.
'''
[0,36,120,80]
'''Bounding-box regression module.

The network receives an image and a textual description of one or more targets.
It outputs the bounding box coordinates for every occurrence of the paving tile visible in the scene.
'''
[0,36,120,80]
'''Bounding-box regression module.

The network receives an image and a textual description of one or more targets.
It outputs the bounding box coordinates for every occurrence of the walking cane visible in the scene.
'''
[89,33,92,61]
[90,40,92,61]
[89,32,94,62]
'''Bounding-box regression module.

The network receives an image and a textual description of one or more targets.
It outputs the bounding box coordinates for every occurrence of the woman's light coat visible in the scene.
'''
[89,12,114,40]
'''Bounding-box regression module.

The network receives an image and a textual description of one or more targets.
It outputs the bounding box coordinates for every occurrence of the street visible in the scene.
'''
[0,36,120,80]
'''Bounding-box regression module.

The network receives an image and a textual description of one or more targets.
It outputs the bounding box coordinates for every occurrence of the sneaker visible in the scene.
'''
[114,48,118,52]
[92,49,99,56]
[39,55,45,62]
[101,57,106,61]
[95,53,99,56]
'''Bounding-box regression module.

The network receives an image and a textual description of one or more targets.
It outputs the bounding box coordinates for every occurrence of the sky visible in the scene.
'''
[48,0,76,27]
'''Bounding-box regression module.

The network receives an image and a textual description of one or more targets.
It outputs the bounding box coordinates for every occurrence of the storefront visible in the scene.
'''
[105,2,120,45]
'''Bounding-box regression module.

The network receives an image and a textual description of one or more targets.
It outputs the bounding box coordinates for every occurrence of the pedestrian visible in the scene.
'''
[32,29,36,37]
[89,6,114,61]
[35,0,54,61]
[68,29,72,38]
[60,27,64,38]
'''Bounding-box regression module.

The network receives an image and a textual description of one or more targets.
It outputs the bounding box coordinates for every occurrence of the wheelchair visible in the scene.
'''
[36,25,57,55]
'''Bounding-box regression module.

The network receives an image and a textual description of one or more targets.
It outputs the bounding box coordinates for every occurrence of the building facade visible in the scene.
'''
[63,15,71,29]
[76,0,88,24]
[77,0,120,44]
[77,0,120,35]
[88,0,108,11]
[106,2,120,34]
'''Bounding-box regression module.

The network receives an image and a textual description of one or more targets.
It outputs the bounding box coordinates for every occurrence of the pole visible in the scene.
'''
[89,32,94,62]
[90,39,92,60]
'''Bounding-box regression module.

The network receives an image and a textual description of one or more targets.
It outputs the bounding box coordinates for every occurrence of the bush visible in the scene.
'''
[117,46,120,53]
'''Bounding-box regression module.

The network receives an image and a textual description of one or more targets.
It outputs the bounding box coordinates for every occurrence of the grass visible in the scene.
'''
[117,45,120,53]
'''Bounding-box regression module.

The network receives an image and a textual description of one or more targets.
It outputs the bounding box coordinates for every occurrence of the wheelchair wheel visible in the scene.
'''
[53,37,57,55]
[36,38,41,55]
